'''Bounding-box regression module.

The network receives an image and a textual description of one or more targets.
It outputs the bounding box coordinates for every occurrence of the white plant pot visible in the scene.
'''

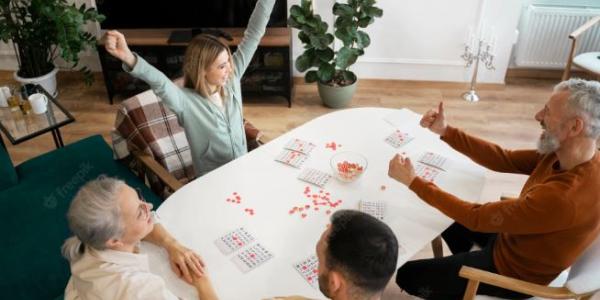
[13,67,59,97]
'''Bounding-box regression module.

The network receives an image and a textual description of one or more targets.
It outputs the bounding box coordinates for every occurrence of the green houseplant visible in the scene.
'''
[0,0,105,96]
[288,0,382,108]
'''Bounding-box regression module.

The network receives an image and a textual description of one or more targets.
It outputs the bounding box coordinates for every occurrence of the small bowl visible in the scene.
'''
[330,152,368,182]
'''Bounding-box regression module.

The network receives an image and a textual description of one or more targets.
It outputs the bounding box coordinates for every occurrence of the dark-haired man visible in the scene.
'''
[268,210,399,300]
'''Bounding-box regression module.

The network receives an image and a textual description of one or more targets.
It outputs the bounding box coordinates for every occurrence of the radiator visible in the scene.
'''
[514,5,600,69]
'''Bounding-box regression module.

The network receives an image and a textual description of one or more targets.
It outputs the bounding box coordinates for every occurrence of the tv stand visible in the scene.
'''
[168,28,233,44]
[97,28,293,107]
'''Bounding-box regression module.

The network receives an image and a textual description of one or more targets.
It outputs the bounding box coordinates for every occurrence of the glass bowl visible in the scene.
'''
[330,151,368,182]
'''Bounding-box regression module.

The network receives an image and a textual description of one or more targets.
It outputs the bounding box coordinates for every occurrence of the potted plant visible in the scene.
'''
[288,0,382,108]
[0,0,105,96]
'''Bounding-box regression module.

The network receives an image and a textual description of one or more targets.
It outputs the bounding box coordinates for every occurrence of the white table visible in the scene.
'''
[142,108,487,300]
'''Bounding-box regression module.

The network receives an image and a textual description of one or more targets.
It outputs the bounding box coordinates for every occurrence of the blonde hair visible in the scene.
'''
[183,34,234,99]
[61,176,126,262]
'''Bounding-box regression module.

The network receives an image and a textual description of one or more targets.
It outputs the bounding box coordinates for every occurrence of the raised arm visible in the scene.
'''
[407,177,576,234]
[421,102,542,174]
[387,155,575,234]
[103,31,186,117]
[232,0,277,78]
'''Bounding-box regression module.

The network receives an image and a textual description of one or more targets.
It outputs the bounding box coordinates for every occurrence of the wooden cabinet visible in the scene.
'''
[97,28,293,107]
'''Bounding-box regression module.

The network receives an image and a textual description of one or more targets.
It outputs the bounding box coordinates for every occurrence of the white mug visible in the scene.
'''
[0,86,9,107]
[28,93,48,114]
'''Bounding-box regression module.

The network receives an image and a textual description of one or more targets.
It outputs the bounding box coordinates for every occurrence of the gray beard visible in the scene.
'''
[536,131,560,154]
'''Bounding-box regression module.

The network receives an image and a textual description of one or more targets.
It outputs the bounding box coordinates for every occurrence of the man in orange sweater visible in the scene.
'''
[389,78,600,299]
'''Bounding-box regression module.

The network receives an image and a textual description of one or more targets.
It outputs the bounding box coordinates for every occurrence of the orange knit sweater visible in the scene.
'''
[409,126,600,284]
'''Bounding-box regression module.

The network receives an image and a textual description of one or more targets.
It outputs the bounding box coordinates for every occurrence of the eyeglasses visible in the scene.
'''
[135,188,146,202]
[135,188,151,220]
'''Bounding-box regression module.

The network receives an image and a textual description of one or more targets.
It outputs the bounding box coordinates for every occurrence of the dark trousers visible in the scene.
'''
[396,223,531,299]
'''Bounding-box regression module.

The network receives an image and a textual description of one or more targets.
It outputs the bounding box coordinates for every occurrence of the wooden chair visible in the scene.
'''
[459,234,600,300]
[562,16,600,81]
[112,84,268,197]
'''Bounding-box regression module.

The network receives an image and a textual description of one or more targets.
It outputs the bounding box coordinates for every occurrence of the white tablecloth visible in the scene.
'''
[141,107,487,299]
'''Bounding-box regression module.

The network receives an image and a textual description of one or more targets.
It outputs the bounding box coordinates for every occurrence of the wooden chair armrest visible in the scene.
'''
[570,16,600,39]
[500,194,517,201]
[563,15,600,81]
[431,235,444,258]
[459,266,579,299]
[257,134,270,145]
[133,151,183,192]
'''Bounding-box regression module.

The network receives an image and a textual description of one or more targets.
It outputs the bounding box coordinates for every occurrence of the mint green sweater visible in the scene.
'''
[127,0,275,176]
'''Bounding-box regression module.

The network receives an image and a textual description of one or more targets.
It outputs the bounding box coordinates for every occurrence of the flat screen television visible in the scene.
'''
[95,0,288,29]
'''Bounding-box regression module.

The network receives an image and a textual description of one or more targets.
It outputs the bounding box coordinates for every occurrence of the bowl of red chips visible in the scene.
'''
[330,152,368,182]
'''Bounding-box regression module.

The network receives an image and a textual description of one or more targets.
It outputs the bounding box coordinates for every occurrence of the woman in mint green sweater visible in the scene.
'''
[104,0,276,176]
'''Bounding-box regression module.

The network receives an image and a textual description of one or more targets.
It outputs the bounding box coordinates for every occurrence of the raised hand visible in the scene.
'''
[420,102,448,136]
[388,154,417,186]
[103,30,136,69]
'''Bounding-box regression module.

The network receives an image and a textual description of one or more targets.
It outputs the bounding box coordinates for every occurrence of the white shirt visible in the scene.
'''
[207,92,225,113]
[64,246,179,300]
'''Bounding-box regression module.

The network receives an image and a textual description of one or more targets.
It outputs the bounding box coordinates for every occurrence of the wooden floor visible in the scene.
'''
[0,71,558,298]
[1,71,551,196]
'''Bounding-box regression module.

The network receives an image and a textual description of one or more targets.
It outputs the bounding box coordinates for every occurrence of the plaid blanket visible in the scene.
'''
[112,89,196,184]
[112,86,263,190]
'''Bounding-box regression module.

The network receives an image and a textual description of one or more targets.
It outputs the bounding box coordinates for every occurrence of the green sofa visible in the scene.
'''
[0,135,163,300]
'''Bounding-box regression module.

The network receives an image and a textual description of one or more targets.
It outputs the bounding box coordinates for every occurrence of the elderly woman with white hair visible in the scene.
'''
[62,176,218,299]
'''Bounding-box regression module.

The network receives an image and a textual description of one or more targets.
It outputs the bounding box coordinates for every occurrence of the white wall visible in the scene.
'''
[1,0,522,84]
[290,0,523,84]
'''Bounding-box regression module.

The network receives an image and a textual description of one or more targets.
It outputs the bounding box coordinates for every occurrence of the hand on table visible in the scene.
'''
[388,154,417,186]
[103,30,136,69]
[165,242,205,284]
[191,272,219,300]
[420,102,448,136]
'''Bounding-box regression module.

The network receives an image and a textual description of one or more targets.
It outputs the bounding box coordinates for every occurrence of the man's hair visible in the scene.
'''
[327,210,399,295]
[554,78,600,138]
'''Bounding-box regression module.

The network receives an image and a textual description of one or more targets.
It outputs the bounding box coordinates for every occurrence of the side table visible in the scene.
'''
[0,85,75,150]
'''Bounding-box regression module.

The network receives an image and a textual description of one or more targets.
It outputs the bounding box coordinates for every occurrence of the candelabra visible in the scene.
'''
[461,38,496,102]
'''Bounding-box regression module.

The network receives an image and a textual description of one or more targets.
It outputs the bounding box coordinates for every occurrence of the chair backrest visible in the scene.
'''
[112,89,196,183]
[565,234,600,294]
[0,143,18,190]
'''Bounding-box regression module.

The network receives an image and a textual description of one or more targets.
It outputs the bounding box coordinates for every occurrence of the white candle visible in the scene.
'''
[465,26,474,47]
[481,23,488,42]
[489,26,496,44]
[311,0,315,12]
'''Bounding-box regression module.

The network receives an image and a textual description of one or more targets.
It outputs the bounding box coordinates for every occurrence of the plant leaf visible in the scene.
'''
[355,31,370,49]
[335,47,358,69]
[341,70,357,83]
[295,53,313,72]
[301,0,312,11]
[317,63,335,83]
[316,48,334,63]
[357,17,374,28]
[287,16,301,28]
[290,5,305,18]
[309,34,332,50]
[365,6,383,18]
[333,3,354,17]
[334,28,353,47]
[298,31,311,44]
[305,70,319,83]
